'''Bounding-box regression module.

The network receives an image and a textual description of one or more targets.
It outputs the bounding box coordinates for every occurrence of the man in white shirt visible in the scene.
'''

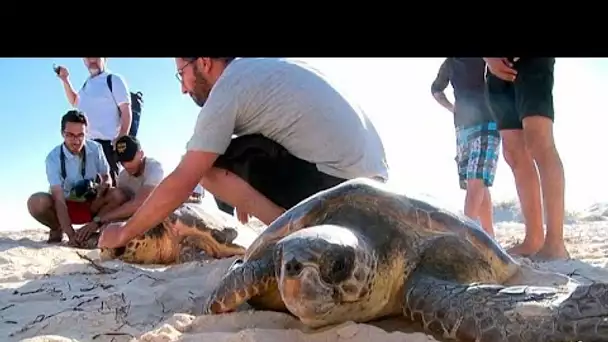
[55,58,133,186]
[99,57,389,249]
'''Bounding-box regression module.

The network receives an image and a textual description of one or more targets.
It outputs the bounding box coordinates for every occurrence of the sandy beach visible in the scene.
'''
[2,207,608,342]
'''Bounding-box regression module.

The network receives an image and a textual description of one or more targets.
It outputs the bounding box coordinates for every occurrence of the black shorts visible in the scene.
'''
[485,58,555,130]
[213,134,347,210]
[214,197,234,215]
[94,139,119,186]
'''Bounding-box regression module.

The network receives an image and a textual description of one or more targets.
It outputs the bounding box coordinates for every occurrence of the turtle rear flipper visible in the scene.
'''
[170,205,247,259]
[180,234,247,259]
[202,253,285,314]
[403,270,608,342]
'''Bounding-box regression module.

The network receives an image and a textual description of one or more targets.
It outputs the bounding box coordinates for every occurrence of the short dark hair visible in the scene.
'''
[61,110,88,131]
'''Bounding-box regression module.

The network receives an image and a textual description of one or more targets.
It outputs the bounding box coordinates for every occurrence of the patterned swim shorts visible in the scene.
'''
[455,122,501,190]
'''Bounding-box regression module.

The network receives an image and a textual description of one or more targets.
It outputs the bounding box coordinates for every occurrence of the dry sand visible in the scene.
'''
[2,214,608,342]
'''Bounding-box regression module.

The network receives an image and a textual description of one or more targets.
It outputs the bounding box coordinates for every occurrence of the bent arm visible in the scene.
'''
[100,185,154,222]
[62,79,79,107]
[101,160,165,222]
[109,75,132,137]
[46,152,76,238]
[431,59,454,113]
[94,142,112,186]
[118,103,132,137]
[50,186,75,239]
[118,152,217,243]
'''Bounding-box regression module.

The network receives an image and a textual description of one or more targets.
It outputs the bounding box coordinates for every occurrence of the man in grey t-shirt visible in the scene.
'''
[99,57,389,249]
[73,135,165,242]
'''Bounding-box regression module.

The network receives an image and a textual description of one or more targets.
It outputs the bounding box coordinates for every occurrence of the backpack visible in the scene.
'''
[82,74,143,137]
[105,75,143,137]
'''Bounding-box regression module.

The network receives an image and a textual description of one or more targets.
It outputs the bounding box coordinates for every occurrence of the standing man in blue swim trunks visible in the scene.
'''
[431,58,501,238]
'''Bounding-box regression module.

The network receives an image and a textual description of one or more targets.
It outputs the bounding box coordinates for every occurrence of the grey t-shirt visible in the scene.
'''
[117,157,164,196]
[186,58,389,181]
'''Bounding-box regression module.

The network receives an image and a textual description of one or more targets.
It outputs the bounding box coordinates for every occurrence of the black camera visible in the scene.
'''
[53,64,61,76]
[71,178,99,201]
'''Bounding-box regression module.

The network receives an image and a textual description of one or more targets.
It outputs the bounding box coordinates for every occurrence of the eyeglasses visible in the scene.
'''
[175,59,196,83]
[64,132,85,140]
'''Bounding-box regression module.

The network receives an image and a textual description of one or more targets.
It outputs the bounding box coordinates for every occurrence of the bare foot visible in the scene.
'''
[504,264,571,287]
[530,242,570,261]
[46,230,63,244]
[507,239,544,257]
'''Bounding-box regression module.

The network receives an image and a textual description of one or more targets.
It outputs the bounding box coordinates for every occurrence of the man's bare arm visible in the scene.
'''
[117,151,218,243]
[90,172,113,213]
[118,103,132,137]
[99,186,154,222]
[99,173,112,187]
[50,186,76,239]
[61,79,79,107]
[431,58,454,113]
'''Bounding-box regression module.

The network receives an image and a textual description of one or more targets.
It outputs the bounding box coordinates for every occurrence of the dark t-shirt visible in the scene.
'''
[431,58,495,128]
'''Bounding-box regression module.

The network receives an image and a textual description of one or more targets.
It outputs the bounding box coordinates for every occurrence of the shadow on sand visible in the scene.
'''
[0,236,56,253]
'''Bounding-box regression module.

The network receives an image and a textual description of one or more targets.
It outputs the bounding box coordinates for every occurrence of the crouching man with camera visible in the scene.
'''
[27,110,129,247]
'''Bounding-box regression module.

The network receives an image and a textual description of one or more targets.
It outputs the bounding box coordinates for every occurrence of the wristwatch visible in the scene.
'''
[93,216,104,226]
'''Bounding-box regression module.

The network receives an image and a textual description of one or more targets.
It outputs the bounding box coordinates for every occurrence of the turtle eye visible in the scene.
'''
[320,248,354,284]
[331,259,346,274]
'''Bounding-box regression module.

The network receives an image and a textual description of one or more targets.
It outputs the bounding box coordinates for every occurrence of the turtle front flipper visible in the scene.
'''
[402,269,608,342]
[202,253,285,314]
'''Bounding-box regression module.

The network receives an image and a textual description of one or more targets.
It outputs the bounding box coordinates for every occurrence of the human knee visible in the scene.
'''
[502,139,532,170]
[522,116,557,158]
[27,192,52,216]
[201,167,232,187]
[465,179,485,193]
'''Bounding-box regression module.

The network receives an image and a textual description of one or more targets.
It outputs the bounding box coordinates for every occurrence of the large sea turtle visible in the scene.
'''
[202,178,608,342]
[87,201,259,265]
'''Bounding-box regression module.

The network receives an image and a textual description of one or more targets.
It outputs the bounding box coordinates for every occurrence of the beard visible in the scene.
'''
[189,66,212,107]
[88,65,101,76]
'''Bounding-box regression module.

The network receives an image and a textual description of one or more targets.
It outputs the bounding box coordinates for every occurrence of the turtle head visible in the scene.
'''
[274,224,376,327]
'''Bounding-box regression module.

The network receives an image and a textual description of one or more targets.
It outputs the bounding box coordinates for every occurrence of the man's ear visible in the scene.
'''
[197,58,213,73]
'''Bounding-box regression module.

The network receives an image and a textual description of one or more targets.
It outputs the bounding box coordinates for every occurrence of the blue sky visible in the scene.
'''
[0,57,606,231]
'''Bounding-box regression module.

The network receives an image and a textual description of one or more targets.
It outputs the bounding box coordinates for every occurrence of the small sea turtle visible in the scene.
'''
[202,178,608,342]
[88,202,256,265]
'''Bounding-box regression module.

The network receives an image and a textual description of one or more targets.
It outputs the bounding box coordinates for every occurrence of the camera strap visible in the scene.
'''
[60,145,86,181]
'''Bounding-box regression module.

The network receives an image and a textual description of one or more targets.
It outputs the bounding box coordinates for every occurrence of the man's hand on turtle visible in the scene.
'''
[484,58,517,82]
[66,237,83,248]
[74,222,99,245]
[98,222,128,248]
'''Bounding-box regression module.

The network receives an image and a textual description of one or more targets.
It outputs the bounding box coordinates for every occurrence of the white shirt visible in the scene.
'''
[76,71,131,141]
